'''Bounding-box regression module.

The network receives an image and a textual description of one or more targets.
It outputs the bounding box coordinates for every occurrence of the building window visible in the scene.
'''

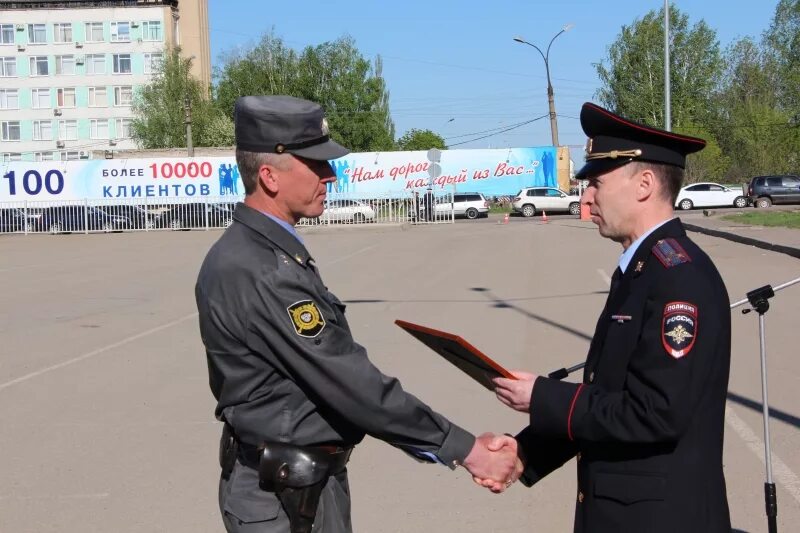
[58,119,78,140]
[2,153,22,162]
[28,24,47,44]
[1,121,21,141]
[33,119,53,141]
[114,85,132,106]
[57,87,76,108]
[61,151,81,161]
[85,22,104,43]
[55,55,75,75]
[85,53,105,74]
[0,57,17,76]
[31,88,51,108]
[88,86,107,107]
[30,56,49,76]
[90,118,109,139]
[110,22,130,42]
[0,24,14,44]
[53,23,73,43]
[143,52,163,74]
[112,53,131,74]
[115,118,132,139]
[0,89,19,109]
[142,21,162,41]
[34,151,54,161]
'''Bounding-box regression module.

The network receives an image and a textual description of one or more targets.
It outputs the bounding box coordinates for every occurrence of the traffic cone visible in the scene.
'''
[542,211,548,223]
[503,213,509,224]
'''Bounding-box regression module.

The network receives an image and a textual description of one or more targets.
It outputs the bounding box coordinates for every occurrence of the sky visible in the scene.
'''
[207,0,778,152]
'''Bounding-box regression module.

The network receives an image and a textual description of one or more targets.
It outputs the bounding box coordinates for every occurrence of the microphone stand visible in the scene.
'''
[547,275,800,533]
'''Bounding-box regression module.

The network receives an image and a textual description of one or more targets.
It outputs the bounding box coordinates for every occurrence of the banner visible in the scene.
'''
[0,147,557,202]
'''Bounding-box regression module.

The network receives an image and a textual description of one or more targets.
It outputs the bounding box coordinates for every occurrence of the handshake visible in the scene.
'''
[463,432,524,493]
[462,370,539,493]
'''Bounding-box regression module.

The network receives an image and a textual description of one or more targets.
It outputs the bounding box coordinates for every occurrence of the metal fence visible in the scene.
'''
[0,192,455,235]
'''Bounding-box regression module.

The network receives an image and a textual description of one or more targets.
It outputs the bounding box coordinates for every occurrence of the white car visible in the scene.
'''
[319,199,376,223]
[675,182,749,210]
[512,187,581,217]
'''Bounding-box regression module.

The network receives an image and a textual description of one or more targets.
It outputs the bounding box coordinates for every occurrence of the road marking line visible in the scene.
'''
[326,244,379,265]
[0,312,198,392]
[597,268,611,286]
[725,405,800,504]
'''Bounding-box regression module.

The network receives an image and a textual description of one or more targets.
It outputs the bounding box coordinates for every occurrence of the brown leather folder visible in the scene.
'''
[395,319,516,391]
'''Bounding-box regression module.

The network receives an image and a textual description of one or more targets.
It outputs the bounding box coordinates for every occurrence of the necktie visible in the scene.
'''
[609,266,622,298]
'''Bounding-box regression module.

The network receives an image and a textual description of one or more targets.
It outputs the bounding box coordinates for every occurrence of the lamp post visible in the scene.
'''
[513,24,573,147]
[184,55,196,157]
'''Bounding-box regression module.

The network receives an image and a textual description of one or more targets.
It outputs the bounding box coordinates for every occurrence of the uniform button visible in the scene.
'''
[589,372,595,383]
[578,491,584,503]
[452,459,460,468]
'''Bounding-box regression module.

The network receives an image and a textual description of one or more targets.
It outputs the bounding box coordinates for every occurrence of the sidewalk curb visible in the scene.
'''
[683,223,800,260]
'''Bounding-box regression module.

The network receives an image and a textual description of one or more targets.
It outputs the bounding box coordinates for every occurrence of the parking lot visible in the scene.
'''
[1,216,798,532]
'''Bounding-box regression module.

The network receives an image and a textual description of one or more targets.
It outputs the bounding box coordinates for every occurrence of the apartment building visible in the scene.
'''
[0,0,210,162]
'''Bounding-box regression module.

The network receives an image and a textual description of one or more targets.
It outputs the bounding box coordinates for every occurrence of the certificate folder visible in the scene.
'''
[395,319,516,391]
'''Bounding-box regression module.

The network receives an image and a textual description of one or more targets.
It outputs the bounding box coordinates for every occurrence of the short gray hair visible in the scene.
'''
[628,161,684,205]
[235,150,291,195]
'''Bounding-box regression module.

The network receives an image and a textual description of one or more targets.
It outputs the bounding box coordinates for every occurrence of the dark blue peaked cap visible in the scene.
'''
[576,103,706,180]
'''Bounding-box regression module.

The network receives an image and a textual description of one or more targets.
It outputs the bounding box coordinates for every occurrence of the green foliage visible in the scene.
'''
[131,48,225,149]
[396,129,446,151]
[214,32,395,152]
[722,210,800,229]
[595,5,723,129]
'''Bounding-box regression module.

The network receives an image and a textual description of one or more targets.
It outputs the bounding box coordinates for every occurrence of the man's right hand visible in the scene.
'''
[462,433,523,493]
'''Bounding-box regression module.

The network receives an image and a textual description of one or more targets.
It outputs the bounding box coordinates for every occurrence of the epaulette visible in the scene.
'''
[652,238,691,268]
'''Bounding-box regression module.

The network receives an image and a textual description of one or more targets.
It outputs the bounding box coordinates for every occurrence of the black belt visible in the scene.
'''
[237,441,352,473]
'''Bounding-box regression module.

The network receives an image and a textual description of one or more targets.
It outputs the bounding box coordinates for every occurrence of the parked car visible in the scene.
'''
[747,175,800,208]
[156,202,233,230]
[674,182,749,210]
[97,204,159,230]
[319,199,376,223]
[511,187,581,217]
[0,207,33,233]
[37,205,129,233]
[429,192,490,220]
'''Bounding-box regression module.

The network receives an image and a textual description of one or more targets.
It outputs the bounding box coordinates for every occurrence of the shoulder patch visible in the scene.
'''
[662,301,697,359]
[652,238,691,268]
[287,300,326,338]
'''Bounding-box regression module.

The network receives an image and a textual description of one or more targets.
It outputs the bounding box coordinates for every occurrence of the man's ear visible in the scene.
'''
[636,167,657,201]
[257,163,279,194]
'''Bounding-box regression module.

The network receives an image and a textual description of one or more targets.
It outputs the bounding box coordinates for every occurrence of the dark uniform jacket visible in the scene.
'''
[196,203,474,462]
[517,218,731,533]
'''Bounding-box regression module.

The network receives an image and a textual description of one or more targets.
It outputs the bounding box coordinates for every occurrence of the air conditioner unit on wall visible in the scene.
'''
[56,140,65,148]
[17,44,25,52]
[75,56,84,65]
[75,41,83,48]
[53,108,62,116]
[108,139,117,146]
[79,151,89,159]
[16,24,25,32]
[131,22,139,28]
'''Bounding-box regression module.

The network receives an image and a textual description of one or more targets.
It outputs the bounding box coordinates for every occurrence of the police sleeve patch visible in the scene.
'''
[662,301,697,359]
[287,300,326,338]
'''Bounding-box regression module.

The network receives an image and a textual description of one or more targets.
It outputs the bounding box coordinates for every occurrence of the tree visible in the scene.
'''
[764,0,800,117]
[396,129,446,151]
[595,6,723,130]
[214,33,395,152]
[131,48,227,149]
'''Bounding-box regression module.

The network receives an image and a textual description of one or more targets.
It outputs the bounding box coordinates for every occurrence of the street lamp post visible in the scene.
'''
[513,24,573,147]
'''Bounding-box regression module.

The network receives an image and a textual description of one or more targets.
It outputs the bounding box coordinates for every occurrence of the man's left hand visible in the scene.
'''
[493,371,538,413]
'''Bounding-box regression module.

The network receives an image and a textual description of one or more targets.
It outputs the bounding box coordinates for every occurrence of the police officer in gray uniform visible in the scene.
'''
[195,95,521,533]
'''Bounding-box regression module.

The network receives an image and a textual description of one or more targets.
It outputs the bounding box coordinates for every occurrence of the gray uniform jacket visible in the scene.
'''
[196,203,474,462]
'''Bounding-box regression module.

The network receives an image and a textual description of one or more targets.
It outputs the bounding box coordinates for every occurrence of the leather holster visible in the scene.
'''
[258,442,352,533]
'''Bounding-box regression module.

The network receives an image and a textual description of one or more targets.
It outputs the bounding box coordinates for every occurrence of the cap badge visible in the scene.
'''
[275,143,286,154]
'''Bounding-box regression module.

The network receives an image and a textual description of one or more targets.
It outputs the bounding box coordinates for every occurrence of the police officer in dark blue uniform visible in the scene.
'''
[195,95,520,533]
[490,102,732,532]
